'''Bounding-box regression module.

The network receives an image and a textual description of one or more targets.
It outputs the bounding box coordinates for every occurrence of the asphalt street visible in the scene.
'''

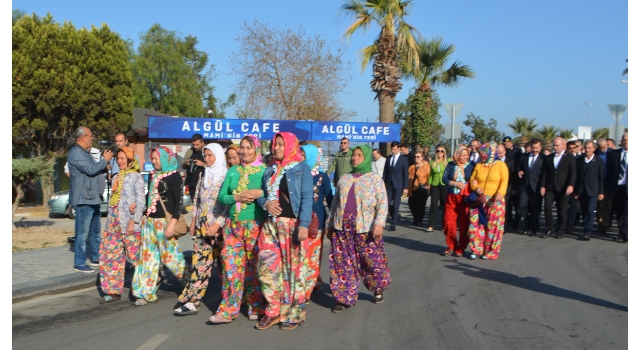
[13,207,628,349]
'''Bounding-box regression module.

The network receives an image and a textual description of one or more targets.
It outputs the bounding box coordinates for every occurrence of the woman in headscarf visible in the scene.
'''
[255,132,313,331]
[407,151,430,226]
[225,144,240,168]
[132,146,186,306]
[327,145,391,313]
[210,135,266,324]
[441,145,475,257]
[468,142,509,260]
[174,143,229,316]
[300,144,333,299]
[99,147,145,304]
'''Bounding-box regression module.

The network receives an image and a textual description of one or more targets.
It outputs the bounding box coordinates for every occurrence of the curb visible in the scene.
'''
[12,271,99,299]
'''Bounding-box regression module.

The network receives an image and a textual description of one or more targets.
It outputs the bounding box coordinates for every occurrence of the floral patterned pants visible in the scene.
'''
[178,224,221,309]
[329,213,391,306]
[216,219,263,319]
[132,217,185,302]
[304,230,324,300]
[99,205,140,295]
[468,196,505,260]
[258,218,309,323]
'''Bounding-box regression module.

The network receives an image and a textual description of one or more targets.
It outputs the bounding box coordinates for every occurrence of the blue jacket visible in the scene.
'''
[442,161,475,194]
[67,144,108,206]
[257,162,313,229]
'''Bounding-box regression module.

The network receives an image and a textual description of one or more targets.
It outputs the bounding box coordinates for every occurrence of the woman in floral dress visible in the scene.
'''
[300,144,333,299]
[327,145,391,313]
[132,146,186,306]
[468,142,509,260]
[174,143,229,315]
[255,132,313,331]
[209,135,266,324]
[99,147,145,304]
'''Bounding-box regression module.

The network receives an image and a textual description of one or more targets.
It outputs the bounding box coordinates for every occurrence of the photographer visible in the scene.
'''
[182,133,206,201]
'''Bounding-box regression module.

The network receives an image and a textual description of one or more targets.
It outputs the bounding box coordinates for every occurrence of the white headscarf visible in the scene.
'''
[203,143,227,188]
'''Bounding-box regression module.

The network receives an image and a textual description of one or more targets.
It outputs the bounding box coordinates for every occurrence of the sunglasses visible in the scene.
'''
[414,156,421,158]
[340,142,347,144]
[436,150,444,153]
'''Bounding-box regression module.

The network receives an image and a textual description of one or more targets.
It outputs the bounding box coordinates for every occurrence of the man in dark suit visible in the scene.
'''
[606,132,628,243]
[383,141,409,231]
[497,144,516,230]
[566,140,582,233]
[400,144,415,167]
[540,137,576,239]
[574,141,604,241]
[503,136,522,228]
[516,139,546,236]
[595,138,613,234]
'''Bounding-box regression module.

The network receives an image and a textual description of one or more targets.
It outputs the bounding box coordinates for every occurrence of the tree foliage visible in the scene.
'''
[395,89,443,151]
[13,13,134,157]
[12,9,25,26]
[536,125,560,150]
[592,127,609,140]
[12,157,54,231]
[230,21,353,121]
[461,113,504,144]
[131,24,229,117]
[507,117,538,147]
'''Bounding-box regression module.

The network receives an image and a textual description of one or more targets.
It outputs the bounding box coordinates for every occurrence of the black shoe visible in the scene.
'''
[566,228,574,234]
[388,227,396,232]
[528,230,537,237]
[541,231,553,238]
[556,231,563,239]
[581,234,591,241]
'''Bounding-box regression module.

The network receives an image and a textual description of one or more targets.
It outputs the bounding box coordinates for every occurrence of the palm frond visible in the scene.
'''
[358,44,378,72]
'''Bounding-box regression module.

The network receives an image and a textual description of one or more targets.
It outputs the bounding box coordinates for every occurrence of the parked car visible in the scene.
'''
[49,172,193,219]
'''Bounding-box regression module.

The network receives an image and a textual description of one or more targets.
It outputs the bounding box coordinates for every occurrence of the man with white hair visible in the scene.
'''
[540,137,576,239]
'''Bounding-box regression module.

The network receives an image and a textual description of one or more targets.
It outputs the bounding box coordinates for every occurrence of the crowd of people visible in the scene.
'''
[66,125,628,329]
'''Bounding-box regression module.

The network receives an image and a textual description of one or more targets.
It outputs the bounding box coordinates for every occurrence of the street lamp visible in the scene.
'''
[584,101,592,126]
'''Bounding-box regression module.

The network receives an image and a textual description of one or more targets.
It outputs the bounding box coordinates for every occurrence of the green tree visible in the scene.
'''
[12,9,25,25]
[13,13,133,207]
[395,89,443,152]
[461,113,504,144]
[341,0,420,155]
[558,128,574,140]
[592,127,609,139]
[131,24,229,117]
[536,125,560,151]
[507,117,538,147]
[12,157,54,231]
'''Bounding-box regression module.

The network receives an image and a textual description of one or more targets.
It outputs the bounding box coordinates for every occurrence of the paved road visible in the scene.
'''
[13,206,628,349]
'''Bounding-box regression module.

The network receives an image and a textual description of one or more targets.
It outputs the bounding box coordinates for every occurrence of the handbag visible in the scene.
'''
[412,165,429,196]
[282,191,320,240]
[158,196,189,237]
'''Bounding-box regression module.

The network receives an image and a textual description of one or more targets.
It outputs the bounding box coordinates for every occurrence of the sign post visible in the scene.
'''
[607,104,627,142]
[443,104,464,154]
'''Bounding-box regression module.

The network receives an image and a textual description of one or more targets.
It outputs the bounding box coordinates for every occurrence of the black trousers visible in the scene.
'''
[544,190,570,233]
[596,194,612,232]
[579,195,598,236]
[612,185,628,239]
[567,194,581,230]
[408,192,428,225]
[428,184,447,228]
[518,187,543,233]
[387,187,403,228]
[505,187,516,223]
[188,186,196,202]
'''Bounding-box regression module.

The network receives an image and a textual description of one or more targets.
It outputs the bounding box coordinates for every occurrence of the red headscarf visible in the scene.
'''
[269,132,302,184]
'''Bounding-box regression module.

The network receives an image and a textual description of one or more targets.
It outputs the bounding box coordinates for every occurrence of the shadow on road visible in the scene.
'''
[443,260,628,312]
[14,219,55,228]
[383,235,443,255]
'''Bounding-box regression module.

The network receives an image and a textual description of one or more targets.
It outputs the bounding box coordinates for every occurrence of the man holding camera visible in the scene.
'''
[182,133,206,201]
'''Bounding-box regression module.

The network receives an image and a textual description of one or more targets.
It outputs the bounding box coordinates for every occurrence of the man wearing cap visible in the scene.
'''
[503,136,522,227]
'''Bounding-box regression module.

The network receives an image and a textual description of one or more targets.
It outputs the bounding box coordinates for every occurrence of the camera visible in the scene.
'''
[188,159,197,174]
[99,140,117,154]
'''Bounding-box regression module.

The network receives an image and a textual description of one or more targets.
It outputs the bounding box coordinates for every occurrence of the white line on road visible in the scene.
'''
[136,334,170,350]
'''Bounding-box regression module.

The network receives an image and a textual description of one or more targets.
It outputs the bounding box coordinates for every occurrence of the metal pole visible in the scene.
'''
[450,106,455,155]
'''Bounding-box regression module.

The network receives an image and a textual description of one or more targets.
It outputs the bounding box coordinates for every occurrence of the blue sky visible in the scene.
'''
[12,0,629,137]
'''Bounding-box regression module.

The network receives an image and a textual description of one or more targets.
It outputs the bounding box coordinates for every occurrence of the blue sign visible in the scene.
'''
[148,117,401,142]
[310,121,400,142]
[148,117,312,140]
[143,162,154,172]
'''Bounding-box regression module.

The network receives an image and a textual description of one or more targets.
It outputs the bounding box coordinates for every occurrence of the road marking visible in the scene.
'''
[136,334,170,350]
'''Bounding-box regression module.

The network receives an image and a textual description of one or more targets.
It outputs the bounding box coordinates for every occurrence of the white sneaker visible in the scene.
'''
[470,254,477,260]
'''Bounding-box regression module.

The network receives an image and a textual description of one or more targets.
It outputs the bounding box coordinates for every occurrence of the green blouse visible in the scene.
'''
[428,160,447,186]
[218,165,266,221]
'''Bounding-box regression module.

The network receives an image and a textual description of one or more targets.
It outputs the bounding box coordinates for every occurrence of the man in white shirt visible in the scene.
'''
[371,148,386,178]
[469,139,481,163]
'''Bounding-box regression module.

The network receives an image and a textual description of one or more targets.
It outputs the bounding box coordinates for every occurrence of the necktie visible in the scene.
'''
[619,151,627,181]
[392,155,396,167]
[529,155,534,168]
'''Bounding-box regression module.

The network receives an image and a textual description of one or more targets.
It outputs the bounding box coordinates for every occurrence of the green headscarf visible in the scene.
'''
[350,144,372,174]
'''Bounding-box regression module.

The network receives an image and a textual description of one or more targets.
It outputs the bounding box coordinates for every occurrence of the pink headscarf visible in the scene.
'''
[269,132,302,185]
[240,135,263,166]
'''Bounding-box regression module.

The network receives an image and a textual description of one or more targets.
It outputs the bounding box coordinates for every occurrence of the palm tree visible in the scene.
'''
[507,117,538,147]
[400,36,475,93]
[341,0,420,155]
[537,125,560,151]
[592,127,609,140]
[558,128,574,140]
